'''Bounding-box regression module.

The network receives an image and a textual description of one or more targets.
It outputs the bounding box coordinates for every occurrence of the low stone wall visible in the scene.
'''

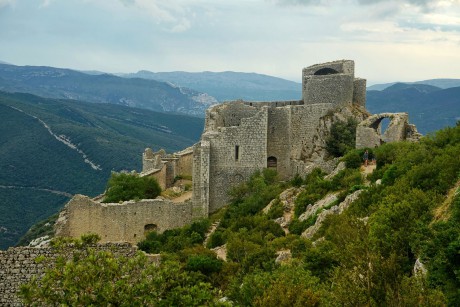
[55,195,194,244]
[0,243,137,306]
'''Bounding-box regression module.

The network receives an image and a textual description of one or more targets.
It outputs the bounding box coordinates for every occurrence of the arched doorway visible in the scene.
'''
[144,224,157,235]
[267,156,277,169]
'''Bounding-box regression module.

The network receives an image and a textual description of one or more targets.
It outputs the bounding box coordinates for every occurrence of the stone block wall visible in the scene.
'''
[204,102,259,133]
[192,140,210,218]
[303,74,354,105]
[55,195,194,244]
[289,103,335,161]
[0,243,137,306]
[267,107,292,179]
[143,166,167,190]
[175,149,194,178]
[353,78,367,107]
[205,107,269,212]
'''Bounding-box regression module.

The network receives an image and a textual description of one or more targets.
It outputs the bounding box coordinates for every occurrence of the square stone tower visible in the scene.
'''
[302,60,366,107]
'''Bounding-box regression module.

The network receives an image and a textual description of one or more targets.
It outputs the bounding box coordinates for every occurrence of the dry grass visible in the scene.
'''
[433,179,460,223]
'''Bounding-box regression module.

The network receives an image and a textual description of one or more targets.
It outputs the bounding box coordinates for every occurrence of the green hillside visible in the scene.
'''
[0,91,204,249]
[20,122,460,305]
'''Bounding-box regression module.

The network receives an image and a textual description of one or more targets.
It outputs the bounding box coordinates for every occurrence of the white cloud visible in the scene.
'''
[0,0,15,8]
[118,0,193,32]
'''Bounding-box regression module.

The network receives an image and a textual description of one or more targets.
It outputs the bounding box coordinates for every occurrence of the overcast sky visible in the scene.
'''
[1,0,459,84]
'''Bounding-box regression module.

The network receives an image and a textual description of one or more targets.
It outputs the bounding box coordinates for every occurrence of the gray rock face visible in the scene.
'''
[301,190,363,239]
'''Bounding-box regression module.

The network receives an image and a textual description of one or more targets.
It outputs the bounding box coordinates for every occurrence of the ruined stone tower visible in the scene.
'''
[192,60,368,215]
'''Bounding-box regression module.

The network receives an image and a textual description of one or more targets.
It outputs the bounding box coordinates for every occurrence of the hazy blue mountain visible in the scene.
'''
[367,79,460,91]
[0,91,204,249]
[121,70,302,102]
[0,64,215,117]
[366,83,460,134]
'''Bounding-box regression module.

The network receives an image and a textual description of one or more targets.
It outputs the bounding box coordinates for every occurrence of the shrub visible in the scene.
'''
[186,255,223,275]
[289,219,310,235]
[267,199,284,220]
[103,173,161,203]
[326,118,358,157]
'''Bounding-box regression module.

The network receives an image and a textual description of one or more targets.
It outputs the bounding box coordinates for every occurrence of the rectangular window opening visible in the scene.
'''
[235,145,239,161]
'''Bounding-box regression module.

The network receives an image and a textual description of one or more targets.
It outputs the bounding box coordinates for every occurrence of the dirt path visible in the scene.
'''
[361,163,376,186]
[171,191,192,203]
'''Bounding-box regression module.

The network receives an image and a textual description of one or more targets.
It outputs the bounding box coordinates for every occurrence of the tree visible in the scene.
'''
[326,118,358,157]
[103,172,161,203]
[19,237,221,306]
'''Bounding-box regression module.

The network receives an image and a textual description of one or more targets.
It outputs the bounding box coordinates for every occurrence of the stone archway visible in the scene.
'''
[356,113,421,148]
[267,156,277,169]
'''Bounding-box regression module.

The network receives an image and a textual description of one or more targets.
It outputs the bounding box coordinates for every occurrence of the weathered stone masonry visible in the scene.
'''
[55,195,194,245]
[193,60,371,212]
[0,243,137,306]
[53,59,421,246]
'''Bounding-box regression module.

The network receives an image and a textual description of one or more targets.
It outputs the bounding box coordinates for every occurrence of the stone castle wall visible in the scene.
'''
[55,195,193,244]
[0,243,137,306]
[175,149,194,178]
[197,104,269,212]
[141,147,194,190]
[192,60,370,214]
[302,60,360,106]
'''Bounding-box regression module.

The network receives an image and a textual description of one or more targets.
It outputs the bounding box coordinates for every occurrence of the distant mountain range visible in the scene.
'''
[120,70,302,102]
[367,79,460,91]
[0,91,204,249]
[0,63,216,117]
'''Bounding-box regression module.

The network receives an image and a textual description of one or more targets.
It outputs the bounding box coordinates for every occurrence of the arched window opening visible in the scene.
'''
[314,68,339,76]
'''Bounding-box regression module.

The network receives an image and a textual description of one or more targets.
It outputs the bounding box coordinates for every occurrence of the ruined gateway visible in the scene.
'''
[55,60,421,244]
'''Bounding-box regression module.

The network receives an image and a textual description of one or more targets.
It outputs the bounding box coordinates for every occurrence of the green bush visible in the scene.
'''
[186,255,223,275]
[342,149,364,168]
[288,219,310,235]
[326,118,358,157]
[103,173,161,203]
[267,199,284,220]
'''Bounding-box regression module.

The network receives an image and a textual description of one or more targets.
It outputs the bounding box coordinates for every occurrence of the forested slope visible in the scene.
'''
[0,91,204,249]
[21,122,460,305]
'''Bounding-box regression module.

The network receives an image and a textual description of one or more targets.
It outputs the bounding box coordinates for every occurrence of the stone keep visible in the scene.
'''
[192,60,368,214]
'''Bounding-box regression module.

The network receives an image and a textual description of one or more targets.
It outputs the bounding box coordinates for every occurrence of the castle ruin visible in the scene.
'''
[55,60,421,243]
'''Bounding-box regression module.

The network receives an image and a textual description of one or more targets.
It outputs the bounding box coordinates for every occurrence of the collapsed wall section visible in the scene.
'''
[204,102,259,133]
[356,112,422,148]
[55,195,193,244]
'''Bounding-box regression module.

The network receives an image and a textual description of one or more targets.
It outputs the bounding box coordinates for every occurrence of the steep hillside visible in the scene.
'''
[133,123,460,305]
[0,64,215,116]
[122,70,302,102]
[366,83,460,134]
[0,91,204,249]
